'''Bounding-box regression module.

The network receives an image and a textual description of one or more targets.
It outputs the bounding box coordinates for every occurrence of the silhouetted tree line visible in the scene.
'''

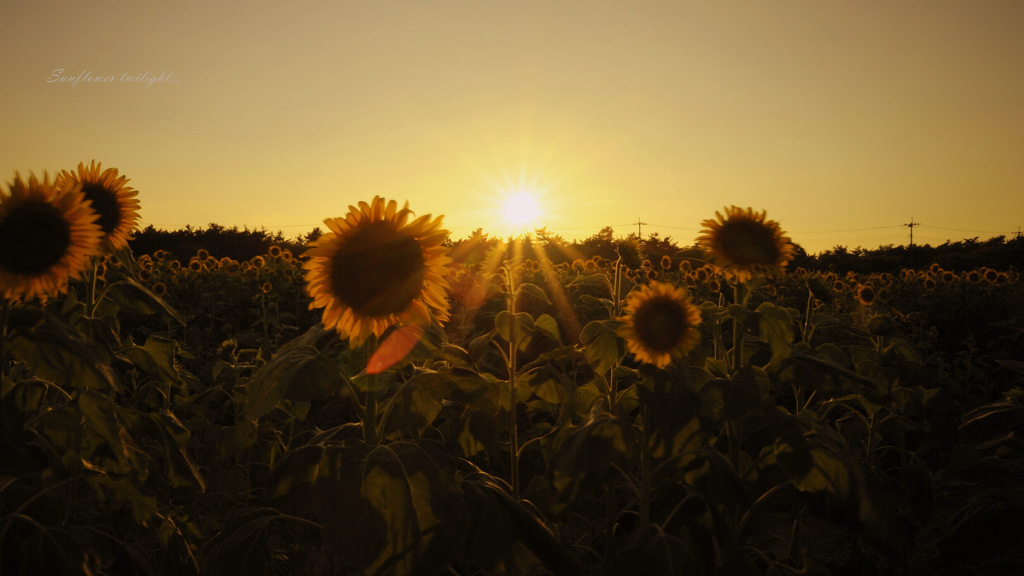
[129,224,317,263]
[813,235,1023,273]
[131,224,1022,273]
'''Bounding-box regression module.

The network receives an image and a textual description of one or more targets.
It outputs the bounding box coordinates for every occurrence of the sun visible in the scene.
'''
[481,166,554,237]
[501,190,541,231]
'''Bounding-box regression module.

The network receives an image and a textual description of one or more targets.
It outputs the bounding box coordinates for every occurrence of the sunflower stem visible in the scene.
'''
[87,258,100,312]
[802,288,814,345]
[364,370,379,445]
[506,259,521,500]
[731,282,746,373]
[339,372,367,423]
[0,298,10,361]
[609,257,623,414]
[639,404,652,527]
[728,282,748,471]
[728,417,744,472]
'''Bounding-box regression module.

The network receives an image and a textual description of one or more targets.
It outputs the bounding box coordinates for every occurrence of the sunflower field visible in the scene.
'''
[2,166,1023,575]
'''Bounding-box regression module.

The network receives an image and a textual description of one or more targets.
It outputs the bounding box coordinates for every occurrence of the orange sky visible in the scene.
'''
[2,0,1022,253]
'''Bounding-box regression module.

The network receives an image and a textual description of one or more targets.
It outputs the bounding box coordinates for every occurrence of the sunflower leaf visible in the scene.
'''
[579,320,624,374]
[242,324,339,421]
[755,301,795,363]
[495,310,534,349]
[7,309,120,392]
[98,278,184,325]
[533,313,562,344]
[515,282,552,306]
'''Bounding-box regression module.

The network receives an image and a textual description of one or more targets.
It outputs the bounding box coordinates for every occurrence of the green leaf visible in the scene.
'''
[726,303,749,323]
[575,380,606,415]
[884,338,919,362]
[531,375,564,405]
[96,278,184,324]
[533,313,562,344]
[268,444,325,501]
[8,310,119,392]
[458,410,500,458]
[447,369,502,413]
[467,329,498,364]
[204,508,316,575]
[960,398,1024,429]
[462,468,587,574]
[382,370,448,437]
[794,446,850,498]
[515,282,552,306]
[580,294,615,318]
[79,391,133,474]
[698,368,769,424]
[87,475,160,526]
[495,310,535,349]
[776,350,879,402]
[242,324,340,421]
[579,319,624,374]
[151,411,206,492]
[756,301,795,363]
[550,410,637,510]
[124,335,182,385]
[637,365,705,458]
[308,441,467,575]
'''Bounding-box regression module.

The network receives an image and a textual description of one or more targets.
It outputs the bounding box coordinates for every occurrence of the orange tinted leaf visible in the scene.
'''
[368,325,424,374]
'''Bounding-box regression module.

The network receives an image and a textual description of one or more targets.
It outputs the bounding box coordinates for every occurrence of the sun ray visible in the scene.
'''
[526,241,582,341]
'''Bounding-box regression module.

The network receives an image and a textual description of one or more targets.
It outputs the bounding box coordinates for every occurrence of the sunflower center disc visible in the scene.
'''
[718,220,780,266]
[0,202,72,275]
[632,297,689,354]
[81,183,122,234]
[329,221,427,317]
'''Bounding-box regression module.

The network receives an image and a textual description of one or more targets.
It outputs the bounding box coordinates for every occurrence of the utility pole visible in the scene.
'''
[905,218,920,248]
[634,218,647,238]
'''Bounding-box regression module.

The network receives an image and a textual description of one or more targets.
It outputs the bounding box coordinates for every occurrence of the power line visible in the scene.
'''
[785,225,905,234]
[645,223,908,234]
[920,224,1009,235]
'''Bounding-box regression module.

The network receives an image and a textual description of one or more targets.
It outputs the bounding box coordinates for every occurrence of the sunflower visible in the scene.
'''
[876,286,893,304]
[57,161,140,252]
[856,285,876,306]
[617,281,702,368]
[0,173,104,301]
[303,196,451,346]
[697,206,794,283]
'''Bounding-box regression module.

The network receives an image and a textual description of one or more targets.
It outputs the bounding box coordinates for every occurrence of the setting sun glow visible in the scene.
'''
[499,190,542,234]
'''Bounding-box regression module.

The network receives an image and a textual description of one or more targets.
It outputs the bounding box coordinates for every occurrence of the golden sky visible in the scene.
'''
[2,0,1022,253]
